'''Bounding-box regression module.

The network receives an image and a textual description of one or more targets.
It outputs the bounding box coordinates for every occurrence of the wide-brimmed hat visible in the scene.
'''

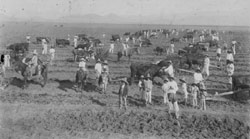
[33,50,38,55]
[140,75,144,78]
[179,78,186,83]
[168,76,175,80]
[163,76,169,82]
[167,60,172,64]
[97,59,101,62]
[196,67,201,72]
[103,60,108,65]
[191,83,198,87]
[205,54,209,57]
[146,73,151,78]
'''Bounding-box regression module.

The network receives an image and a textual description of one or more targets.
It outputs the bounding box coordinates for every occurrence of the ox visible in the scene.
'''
[111,34,121,42]
[56,39,70,47]
[130,59,171,85]
[154,47,164,55]
[7,43,29,54]
[231,75,250,100]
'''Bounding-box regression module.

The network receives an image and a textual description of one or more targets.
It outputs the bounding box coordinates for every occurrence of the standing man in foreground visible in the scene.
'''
[143,74,153,106]
[167,76,179,119]
[119,78,129,110]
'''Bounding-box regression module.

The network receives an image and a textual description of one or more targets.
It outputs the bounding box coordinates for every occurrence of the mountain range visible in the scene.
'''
[1,12,249,26]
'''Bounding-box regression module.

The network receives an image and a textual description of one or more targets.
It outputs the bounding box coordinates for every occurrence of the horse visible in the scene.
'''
[75,69,88,92]
[12,58,48,89]
[98,72,109,94]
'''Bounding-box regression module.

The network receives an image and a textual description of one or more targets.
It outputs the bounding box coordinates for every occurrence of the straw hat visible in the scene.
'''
[103,60,108,65]
[146,73,151,78]
[140,75,144,79]
[167,60,172,64]
[196,67,201,72]
[163,76,169,82]
[97,59,101,62]
[168,76,175,80]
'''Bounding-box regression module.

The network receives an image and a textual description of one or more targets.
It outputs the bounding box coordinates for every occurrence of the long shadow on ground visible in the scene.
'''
[53,79,97,92]
[10,77,42,88]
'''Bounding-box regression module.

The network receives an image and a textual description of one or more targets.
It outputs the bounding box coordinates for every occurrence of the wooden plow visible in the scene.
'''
[206,88,250,101]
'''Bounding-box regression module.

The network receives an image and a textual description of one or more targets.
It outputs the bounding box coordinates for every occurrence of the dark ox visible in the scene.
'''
[72,49,93,62]
[117,47,140,62]
[140,38,152,47]
[130,59,171,85]
[154,47,164,55]
[231,75,250,100]
[111,34,121,42]
[123,32,130,36]
[178,52,205,69]
[75,70,88,92]
[36,37,51,44]
[7,43,29,53]
[170,38,181,43]
[56,39,70,47]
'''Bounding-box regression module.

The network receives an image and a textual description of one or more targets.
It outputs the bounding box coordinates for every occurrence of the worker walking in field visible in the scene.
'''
[179,77,188,106]
[161,60,174,78]
[42,39,48,55]
[162,77,169,104]
[109,41,115,54]
[73,36,78,48]
[226,50,234,64]
[143,74,153,106]
[202,54,210,79]
[102,60,109,75]
[199,83,207,111]
[191,83,199,108]
[49,45,55,65]
[231,40,237,55]
[138,75,145,101]
[194,67,204,86]
[78,57,87,72]
[167,76,179,119]
[226,60,234,90]
[170,41,175,55]
[118,78,129,110]
[4,51,10,69]
[223,41,228,53]
[216,45,222,67]
[94,59,102,85]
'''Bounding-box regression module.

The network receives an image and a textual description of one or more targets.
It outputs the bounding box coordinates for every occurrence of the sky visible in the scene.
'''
[0,0,250,25]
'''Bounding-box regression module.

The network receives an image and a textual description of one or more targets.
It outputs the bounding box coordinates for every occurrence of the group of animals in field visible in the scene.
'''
[0,27,249,114]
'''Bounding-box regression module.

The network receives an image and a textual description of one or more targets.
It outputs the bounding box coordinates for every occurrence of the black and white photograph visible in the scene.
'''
[0,0,250,138]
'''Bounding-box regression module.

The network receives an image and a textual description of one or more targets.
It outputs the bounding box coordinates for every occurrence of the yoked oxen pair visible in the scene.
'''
[130,59,172,85]
[231,75,250,100]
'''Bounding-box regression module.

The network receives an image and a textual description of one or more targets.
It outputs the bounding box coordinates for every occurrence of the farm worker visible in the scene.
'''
[99,69,109,94]
[223,41,228,53]
[49,46,55,65]
[167,76,179,119]
[73,36,78,48]
[4,51,10,68]
[102,60,109,74]
[0,61,4,87]
[109,41,115,54]
[122,42,127,56]
[202,54,210,78]
[194,67,204,86]
[199,84,207,111]
[143,74,153,106]
[118,78,129,110]
[138,75,145,101]
[170,41,175,54]
[161,60,174,78]
[226,50,234,64]
[67,34,70,41]
[161,77,169,104]
[29,50,39,78]
[125,37,130,43]
[231,40,237,55]
[26,35,31,43]
[226,60,234,90]
[216,45,222,62]
[191,83,199,108]
[78,57,87,72]
[126,43,130,55]
[94,59,102,81]
[42,39,48,54]
[179,77,188,106]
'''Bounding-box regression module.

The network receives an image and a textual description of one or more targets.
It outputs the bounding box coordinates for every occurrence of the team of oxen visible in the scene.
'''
[2,28,250,101]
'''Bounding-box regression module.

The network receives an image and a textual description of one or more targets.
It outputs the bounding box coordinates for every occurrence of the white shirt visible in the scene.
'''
[204,57,210,66]
[95,63,102,74]
[79,61,86,68]
[163,65,174,77]
[168,81,178,94]
[162,83,169,94]
[180,83,188,94]
[226,53,234,61]
[194,72,203,84]
[226,63,234,76]
[232,41,237,45]
[110,43,114,49]
[216,48,221,54]
[170,43,174,48]
[49,48,55,54]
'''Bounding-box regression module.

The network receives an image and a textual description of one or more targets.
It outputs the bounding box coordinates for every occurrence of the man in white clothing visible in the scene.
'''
[73,36,78,48]
[167,76,179,119]
[161,60,174,78]
[202,54,210,78]
[194,67,203,85]
[78,58,87,72]
[162,77,169,104]
[231,40,237,55]
[94,59,102,81]
[226,60,234,90]
[42,39,48,54]
[109,41,115,54]
[49,46,55,65]
[226,50,234,64]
